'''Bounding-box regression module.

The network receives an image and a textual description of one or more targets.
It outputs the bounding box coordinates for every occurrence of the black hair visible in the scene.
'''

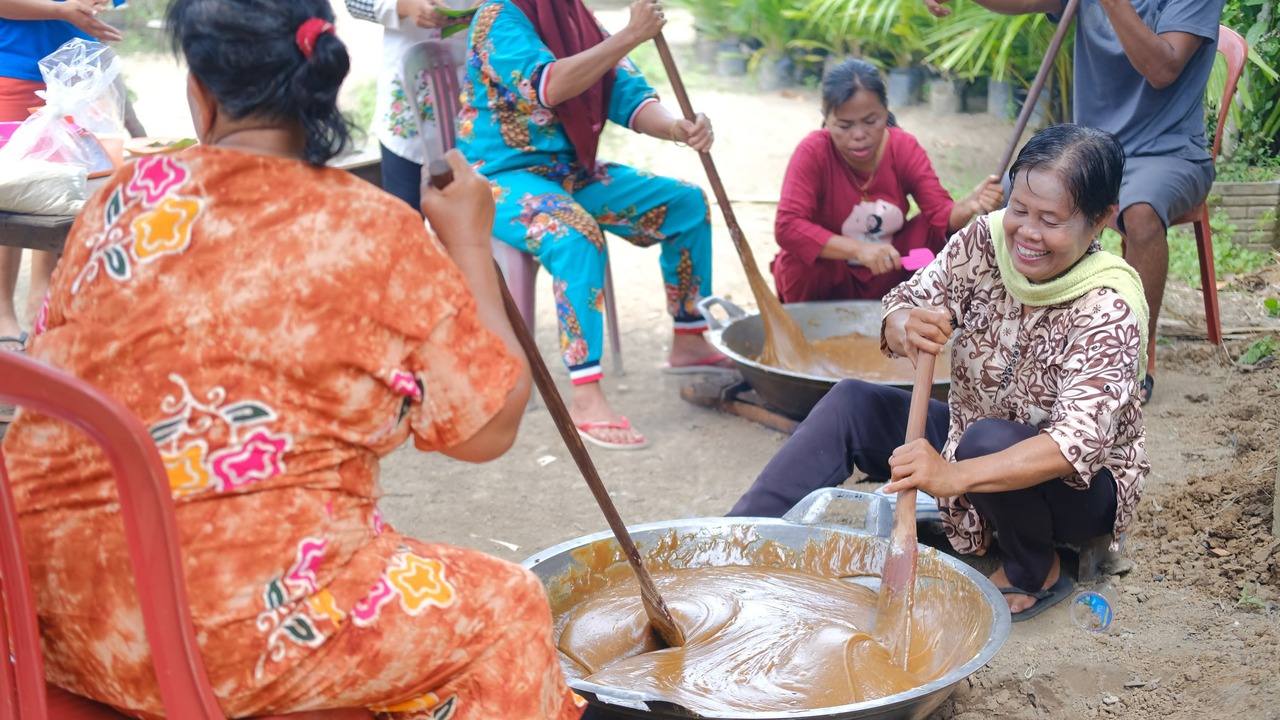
[821,58,897,127]
[166,0,352,166]
[1008,123,1125,226]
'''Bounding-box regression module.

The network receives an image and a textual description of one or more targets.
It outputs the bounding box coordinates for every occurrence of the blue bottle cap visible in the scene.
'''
[1070,590,1113,632]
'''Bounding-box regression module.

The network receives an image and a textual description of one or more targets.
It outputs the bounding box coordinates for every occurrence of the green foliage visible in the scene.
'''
[800,0,934,68]
[671,0,735,37]
[1217,0,1280,165]
[1170,211,1273,286]
[106,0,170,57]
[1215,157,1280,182]
[922,0,1072,122]
[345,79,378,136]
[1239,336,1278,365]
[1263,297,1280,318]
[1101,210,1273,288]
[1237,583,1269,611]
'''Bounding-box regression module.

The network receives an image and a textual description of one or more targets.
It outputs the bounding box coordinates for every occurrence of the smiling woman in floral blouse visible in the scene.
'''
[732,124,1150,622]
[0,1,584,717]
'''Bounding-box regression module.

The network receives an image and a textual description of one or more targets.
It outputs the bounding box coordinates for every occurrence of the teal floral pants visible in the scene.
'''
[489,161,713,383]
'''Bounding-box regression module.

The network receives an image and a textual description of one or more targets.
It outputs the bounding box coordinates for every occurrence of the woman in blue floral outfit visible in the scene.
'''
[460,0,722,450]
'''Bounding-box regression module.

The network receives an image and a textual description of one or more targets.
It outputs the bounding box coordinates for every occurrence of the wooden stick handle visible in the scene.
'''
[905,353,936,444]
[424,162,683,645]
[894,353,937,525]
[994,0,1082,177]
[652,33,763,276]
[492,260,685,645]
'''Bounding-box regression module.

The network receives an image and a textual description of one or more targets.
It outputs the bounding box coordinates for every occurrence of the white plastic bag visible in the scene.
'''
[0,38,125,174]
[0,159,88,216]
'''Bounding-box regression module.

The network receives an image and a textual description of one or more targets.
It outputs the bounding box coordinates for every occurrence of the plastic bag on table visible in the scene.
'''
[0,38,125,175]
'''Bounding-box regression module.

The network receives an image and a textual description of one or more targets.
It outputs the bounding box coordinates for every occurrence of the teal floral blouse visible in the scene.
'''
[459,0,659,176]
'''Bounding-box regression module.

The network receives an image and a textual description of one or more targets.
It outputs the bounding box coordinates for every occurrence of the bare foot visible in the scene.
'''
[668,332,731,368]
[569,381,646,448]
[988,553,1061,615]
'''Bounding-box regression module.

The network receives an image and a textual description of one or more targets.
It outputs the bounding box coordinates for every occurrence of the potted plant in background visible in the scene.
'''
[804,0,933,106]
[738,0,806,90]
[673,0,731,68]
[923,1,1072,125]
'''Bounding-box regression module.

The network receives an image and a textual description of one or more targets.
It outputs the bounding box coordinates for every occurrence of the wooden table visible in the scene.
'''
[0,147,382,254]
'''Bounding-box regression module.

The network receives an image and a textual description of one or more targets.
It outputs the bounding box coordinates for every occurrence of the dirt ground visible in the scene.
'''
[372,93,1280,717]
[8,8,1280,719]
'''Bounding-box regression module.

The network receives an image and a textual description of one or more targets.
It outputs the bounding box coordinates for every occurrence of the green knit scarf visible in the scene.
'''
[989,209,1149,380]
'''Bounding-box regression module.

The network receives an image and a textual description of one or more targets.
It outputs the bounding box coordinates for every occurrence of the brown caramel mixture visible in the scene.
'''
[548,532,990,715]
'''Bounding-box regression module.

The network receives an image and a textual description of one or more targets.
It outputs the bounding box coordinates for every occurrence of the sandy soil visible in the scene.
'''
[8,8,1279,718]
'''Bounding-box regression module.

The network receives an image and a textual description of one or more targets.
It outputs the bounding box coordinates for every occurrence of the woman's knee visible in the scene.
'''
[955,418,1038,461]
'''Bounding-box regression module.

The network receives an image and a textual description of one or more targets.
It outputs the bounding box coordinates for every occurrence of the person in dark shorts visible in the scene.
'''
[923,0,1225,403]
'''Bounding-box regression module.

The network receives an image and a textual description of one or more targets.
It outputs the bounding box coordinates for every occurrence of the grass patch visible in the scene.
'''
[1216,160,1280,184]
[1237,583,1270,611]
[1100,210,1274,288]
[1239,336,1278,366]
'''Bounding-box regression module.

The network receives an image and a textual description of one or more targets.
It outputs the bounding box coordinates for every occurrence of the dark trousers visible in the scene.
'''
[729,379,1117,592]
[380,144,422,213]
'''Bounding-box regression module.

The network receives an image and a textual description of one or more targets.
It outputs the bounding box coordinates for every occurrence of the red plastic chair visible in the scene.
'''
[0,350,372,720]
[1127,25,1246,367]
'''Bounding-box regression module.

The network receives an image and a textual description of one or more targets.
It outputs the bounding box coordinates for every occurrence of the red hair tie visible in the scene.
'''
[295,18,335,60]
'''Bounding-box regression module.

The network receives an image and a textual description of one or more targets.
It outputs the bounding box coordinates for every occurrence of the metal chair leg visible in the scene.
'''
[603,256,624,376]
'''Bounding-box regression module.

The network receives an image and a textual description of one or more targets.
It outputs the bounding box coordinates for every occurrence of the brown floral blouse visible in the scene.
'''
[882,215,1148,555]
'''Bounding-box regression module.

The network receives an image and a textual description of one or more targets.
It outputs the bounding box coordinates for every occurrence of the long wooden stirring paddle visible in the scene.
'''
[873,352,935,670]
[994,0,1081,176]
[650,33,817,373]
[492,248,688,649]
[416,42,685,648]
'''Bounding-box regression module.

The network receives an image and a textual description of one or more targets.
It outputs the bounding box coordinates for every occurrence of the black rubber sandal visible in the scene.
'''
[997,574,1075,623]
[1139,374,1155,405]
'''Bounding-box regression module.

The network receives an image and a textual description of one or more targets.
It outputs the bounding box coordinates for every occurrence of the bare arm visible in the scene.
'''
[0,0,121,41]
[922,0,1061,18]
[1099,0,1205,89]
[885,434,1074,497]
[421,152,532,462]
[437,242,532,462]
[542,0,663,107]
[630,101,714,151]
[947,175,1003,233]
[956,435,1075,493]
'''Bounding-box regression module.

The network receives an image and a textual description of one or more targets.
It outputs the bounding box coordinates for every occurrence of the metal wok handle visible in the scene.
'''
[697,295,747,332]
[782,488,895,538]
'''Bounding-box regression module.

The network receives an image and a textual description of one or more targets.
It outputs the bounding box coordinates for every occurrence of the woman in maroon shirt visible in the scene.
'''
[771,59,1003,302]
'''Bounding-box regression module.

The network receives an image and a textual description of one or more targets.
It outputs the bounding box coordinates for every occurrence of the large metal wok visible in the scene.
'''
[696,297,950,421]
[523,489,1010,720]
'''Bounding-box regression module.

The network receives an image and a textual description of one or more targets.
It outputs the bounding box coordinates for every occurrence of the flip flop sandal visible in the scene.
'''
[661,352,736,376]
[575,416,649,451]
[0,331,28,352]
[0,332,28,424]
[1139,374,1155,406]
[998,573,1075,623]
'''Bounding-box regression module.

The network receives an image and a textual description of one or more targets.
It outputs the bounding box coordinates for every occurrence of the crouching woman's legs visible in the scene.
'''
[957,419,1117,614]
[729,379,949,518]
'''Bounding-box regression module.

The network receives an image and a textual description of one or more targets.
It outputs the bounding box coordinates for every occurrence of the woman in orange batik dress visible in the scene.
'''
[0,1,584,718]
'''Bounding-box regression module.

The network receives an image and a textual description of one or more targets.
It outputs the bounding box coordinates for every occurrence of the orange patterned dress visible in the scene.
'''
[1,146,585,720]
